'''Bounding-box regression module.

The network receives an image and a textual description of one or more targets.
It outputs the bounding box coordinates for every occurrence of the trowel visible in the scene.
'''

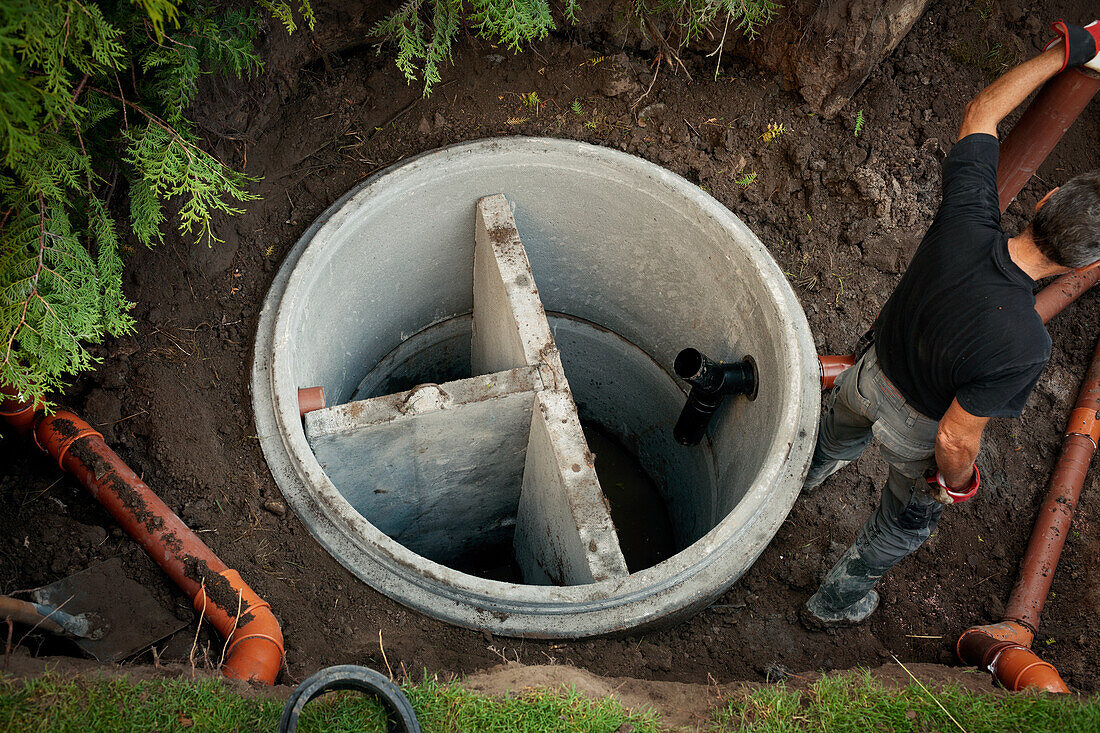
[22,557,187,662]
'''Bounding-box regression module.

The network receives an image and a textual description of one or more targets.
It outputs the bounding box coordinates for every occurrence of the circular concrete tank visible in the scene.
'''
[252,137,820,637]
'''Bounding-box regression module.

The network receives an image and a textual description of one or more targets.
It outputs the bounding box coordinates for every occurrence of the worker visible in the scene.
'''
[801,20,1100,627]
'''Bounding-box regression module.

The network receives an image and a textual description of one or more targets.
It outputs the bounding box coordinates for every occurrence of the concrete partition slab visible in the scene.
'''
[515,390,630,585]
[305,366,543,565]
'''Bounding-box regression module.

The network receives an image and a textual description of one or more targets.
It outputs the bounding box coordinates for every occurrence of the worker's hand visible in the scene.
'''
[926,465,980,505]
[1044,20,1100,73]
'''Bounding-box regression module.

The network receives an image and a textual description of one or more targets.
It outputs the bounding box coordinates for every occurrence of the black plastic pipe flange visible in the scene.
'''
[277,665,420,733]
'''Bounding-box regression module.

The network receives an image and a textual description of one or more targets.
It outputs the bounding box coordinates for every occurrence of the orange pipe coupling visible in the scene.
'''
[818,355,855,390]
[957,628,1069,693]
[1,392,284,684]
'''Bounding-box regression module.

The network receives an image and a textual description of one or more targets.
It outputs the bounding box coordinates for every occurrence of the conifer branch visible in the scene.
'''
[1,1,312,406]
[1,196,48,373]
[371,0,776,93]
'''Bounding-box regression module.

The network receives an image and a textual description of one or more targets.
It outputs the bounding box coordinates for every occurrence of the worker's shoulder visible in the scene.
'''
[972,294,1050,358]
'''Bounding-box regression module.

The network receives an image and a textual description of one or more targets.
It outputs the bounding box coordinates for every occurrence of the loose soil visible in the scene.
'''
[3,0,1100,693]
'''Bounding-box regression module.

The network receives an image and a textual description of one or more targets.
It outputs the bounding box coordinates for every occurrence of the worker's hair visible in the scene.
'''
[1032,170,1100,268]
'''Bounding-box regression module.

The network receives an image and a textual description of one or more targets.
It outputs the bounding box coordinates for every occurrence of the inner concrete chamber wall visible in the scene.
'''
[285,147,791,564]
[255,138,818,636]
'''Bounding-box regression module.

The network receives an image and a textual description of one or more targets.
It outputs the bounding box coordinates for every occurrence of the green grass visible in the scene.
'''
[0,672,660,732]
[4,667,1100,732]
[711,671,1100,732]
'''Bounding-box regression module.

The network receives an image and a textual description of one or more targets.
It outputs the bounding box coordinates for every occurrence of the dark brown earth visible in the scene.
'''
[3,0,1099,692]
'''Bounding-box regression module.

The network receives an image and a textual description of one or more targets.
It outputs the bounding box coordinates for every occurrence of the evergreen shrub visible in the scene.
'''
[372,0,780,94]
[0,1,312,406]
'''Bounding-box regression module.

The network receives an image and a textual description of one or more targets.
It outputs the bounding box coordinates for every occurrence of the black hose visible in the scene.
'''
[278,665,420,733]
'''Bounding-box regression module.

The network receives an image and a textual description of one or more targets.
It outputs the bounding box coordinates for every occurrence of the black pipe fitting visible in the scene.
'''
[673,348,757,446]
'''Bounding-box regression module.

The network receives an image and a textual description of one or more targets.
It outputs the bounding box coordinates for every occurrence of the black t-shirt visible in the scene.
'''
[873,133,1050,421]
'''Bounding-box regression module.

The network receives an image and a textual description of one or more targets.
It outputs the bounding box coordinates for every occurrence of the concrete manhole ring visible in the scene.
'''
[252,137,819,637]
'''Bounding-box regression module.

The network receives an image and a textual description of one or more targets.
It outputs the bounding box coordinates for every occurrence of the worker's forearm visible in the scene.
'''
[959,46,1065,138]
[935,436,979,488]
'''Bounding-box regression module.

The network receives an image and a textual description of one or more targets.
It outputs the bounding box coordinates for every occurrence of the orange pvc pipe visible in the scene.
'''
[1002,334,1100,632]
[957,335,1100,694]
[997,67,1100,212]
[297,386,326,418]
[0,394,283,684]
[1035,267,1100,324]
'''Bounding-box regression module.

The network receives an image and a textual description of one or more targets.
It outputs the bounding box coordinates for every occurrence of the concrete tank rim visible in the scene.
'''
[251,136,820,636]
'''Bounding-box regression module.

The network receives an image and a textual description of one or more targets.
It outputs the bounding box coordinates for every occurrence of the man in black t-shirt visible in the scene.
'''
[801,21,1100,627]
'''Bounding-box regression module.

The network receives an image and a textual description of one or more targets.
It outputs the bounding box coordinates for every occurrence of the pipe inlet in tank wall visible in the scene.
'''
[252,138,821,637]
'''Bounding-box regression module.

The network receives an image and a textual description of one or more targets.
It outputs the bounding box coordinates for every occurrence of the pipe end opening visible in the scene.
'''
[674,349,703,380]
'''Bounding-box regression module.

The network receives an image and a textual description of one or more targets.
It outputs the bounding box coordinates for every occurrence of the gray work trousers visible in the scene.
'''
[805,346,944,611]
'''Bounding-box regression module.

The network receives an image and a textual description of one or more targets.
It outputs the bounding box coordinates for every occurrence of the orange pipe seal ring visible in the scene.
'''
[35,412,102,470]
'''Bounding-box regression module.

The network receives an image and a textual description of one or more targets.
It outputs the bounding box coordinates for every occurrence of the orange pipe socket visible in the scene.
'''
[0,397,283,684]
[0,389,38,435]
[297,386,326,418]
[998,67,1100,212]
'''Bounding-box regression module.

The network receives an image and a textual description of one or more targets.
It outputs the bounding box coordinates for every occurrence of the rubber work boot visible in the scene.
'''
[803,589,879,629]
[801,544,884,628]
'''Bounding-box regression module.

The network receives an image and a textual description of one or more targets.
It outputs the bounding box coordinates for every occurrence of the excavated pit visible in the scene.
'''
[252,138,820,637]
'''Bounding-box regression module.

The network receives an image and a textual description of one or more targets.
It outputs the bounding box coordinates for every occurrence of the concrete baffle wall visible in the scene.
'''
[306,194,627,585]
[472,194,562,378]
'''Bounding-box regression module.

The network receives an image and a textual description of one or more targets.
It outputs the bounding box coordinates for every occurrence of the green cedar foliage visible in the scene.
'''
[371,0,577,96]
[0,2,312,407]
[637,0,779,47]
[372,0,775,95]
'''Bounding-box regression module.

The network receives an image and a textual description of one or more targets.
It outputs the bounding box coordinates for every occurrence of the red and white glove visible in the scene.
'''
[1044,20,1100,73]
[926,464,980,505]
